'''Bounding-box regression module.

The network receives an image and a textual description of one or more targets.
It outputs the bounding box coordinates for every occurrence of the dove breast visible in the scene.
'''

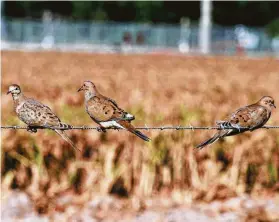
[15,101,25,114]
[17,102,38,125]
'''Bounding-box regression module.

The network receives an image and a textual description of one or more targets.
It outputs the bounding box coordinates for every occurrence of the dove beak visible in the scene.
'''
[77,86,83,92]
[272,104,276,109]
[7,90,11,95]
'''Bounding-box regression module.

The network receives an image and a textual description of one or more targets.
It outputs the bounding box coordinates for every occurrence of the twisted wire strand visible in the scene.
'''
[1,125,279,131]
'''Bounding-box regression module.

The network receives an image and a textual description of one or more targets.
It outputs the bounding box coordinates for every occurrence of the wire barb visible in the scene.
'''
[144,124,149,131]
[1,125,279,131]
[189,123,194,131]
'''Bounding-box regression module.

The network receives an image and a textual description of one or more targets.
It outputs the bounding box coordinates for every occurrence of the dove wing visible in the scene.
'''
[103,96,121,109]
[197,101,272,149]
[17,98,78,150]
[103,95,134,120]
[22,98,62,127]
[229,104,269,129]
[86,96,126,122]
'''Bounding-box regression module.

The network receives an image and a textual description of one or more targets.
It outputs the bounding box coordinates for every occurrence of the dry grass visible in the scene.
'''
[1,51,279,215]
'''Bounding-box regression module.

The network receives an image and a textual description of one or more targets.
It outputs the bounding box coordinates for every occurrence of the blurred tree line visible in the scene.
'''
[3,1,279,28]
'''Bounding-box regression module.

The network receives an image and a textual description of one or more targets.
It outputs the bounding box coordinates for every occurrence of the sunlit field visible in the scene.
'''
[1,51,279,221]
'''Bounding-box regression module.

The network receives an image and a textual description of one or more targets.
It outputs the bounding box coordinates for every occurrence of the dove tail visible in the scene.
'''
[130,129,151,142]
[117,120,151,142]
[196,133,220,149]
[54,130,80,151]
[196,129,233,149]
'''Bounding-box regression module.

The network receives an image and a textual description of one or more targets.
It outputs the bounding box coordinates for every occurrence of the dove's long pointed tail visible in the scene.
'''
[117,120,151,142]
[196,133,220,149]
[54,129,80,151]
[196,128,232,149]
[130,129,151,142]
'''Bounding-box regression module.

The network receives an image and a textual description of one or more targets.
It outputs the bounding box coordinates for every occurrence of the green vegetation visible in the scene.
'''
[3,1,279,26]
[266,17,279,37]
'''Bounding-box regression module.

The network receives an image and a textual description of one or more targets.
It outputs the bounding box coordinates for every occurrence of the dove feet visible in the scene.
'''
[27,126,38,133]
[97,126,107,133]
[249,126,257,131]
[109,126,120,130]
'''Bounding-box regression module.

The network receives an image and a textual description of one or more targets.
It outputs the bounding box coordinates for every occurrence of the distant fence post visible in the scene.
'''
[41,10,54,49]
[199,0,212,54]
[179,17,190,53]
[0,0,6,42]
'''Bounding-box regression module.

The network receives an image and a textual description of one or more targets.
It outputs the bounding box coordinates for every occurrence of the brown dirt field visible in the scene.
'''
[1,51,279,219]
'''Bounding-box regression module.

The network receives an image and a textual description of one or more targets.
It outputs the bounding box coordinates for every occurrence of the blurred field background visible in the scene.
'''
[1,50,279,221]
[2,1,279,222]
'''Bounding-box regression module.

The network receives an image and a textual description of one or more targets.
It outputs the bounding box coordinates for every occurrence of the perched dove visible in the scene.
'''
[196,96,276,149]
[7,84,79,151]
[78,81,151,142]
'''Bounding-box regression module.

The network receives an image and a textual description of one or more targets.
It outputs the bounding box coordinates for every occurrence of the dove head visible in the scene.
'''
[258,96,276,109]
[7,84,22,99]
[78,81,98,100]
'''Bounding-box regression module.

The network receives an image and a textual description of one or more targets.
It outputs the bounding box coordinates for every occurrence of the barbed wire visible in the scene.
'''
[1,125,279,131]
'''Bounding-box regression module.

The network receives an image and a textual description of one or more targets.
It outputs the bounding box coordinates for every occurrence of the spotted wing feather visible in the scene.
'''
[17,98,72,129]
[229,104,269,130]
[86,96,128,123]
[196,104,270,149]
[102,95,134,121]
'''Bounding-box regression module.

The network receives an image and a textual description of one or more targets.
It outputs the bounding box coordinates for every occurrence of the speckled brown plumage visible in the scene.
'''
[196,96,276,149]
[78,81,150,142]
[7,84,79,151]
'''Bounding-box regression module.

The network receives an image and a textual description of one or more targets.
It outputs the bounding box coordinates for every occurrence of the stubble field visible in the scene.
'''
[1,51,279,221]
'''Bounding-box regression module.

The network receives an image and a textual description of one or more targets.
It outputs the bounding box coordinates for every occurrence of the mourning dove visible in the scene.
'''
[7,84,79,151]
[78,81,151,142]
[196,96,276,149]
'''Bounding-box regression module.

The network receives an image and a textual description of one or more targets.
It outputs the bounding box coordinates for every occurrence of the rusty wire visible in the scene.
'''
[1,125,279,131]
